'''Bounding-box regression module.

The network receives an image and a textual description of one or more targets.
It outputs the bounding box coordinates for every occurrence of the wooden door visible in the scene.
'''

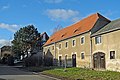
[72,54,76,67]
[59,56,62,66]
[93,52,105,69]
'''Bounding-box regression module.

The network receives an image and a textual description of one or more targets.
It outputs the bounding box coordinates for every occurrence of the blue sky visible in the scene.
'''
[0,0,120,47]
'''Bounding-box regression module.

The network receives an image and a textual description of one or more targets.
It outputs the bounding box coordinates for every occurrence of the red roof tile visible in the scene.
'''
[44,13,109,46]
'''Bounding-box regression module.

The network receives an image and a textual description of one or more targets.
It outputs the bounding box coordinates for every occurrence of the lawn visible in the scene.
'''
[42,67,120,80]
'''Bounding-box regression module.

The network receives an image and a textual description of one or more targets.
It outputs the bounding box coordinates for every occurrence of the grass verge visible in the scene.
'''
[42,67,120,80]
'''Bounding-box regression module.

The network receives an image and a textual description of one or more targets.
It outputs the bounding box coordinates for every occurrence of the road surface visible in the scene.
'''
[0,65,56,80]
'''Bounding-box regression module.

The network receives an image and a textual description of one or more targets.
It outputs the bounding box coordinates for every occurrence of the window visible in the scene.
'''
[81,53,85,59]
[72,40,76,46]
[110,51,115,59]
[65,55,67,67]
[95,36,101,44]
[59,56,62,66]
[65,42,68,48]
[52,46,54,50]
[59,44,62,49]
[81,37,85,44]
[48,47,50,50]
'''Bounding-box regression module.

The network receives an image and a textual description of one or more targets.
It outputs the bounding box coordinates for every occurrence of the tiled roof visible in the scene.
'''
[92,18,120,36]
[44,13,109,46]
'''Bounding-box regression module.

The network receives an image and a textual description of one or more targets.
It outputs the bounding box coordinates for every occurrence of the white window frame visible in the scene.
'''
[72,39,76,47]
[81,52,85,60]
[81,36,85,45]
[65,41,68,49]
[52,45,55,51]
[59,43,62,50]
[71,52,77,58]
[95,36,101,44]
[110,50,116,59]
[58,54,62,66]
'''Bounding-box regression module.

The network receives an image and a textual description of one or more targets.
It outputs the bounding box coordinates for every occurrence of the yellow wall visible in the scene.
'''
[92,30,120,71]
[44,32,92,68]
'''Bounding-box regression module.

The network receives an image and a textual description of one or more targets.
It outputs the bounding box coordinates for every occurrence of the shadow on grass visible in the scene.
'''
[18,66,62,72]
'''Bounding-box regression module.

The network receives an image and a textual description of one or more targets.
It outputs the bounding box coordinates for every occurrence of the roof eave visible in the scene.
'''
[43,30,90,47]
[91,27,120,37]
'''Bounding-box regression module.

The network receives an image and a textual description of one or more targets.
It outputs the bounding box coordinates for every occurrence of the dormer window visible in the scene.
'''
[74,29,78,33]
[61,34,65,37]
[61,33,66,37]
[50,38,55,41]
[74,27,81,33]
[50,39,53,41]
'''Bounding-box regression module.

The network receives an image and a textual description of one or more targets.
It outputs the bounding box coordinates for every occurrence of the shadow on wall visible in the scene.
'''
[44,49,53,66]
[23,53,43,67]
[44,49,77,67]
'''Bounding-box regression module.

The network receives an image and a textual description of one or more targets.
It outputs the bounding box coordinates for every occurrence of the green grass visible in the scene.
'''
[42,67,120,80]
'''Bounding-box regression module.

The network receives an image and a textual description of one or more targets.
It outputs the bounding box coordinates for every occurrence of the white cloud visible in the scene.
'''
[44,0,63,3]
[71,17,80,23]
[46,9,79,21]
[0,39,11,48]
[0,23,20,32]
[1,5,10,10]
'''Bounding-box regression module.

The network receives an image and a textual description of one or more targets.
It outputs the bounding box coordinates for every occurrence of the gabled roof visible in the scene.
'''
[92,18,120,36]
[44,13,110,46]
[41,32,47,37]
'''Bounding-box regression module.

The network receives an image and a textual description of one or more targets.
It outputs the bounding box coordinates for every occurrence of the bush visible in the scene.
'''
[23,55,43,67]
[7,56,14,66]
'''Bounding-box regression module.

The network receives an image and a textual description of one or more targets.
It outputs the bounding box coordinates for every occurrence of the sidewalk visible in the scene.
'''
[0,78,6,80]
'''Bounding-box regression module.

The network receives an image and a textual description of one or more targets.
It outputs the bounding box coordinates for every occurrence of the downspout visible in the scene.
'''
[90,34,93,69]
[54,42,57,66]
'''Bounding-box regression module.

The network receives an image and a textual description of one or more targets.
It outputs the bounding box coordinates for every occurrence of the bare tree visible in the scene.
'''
[51,25,63,35]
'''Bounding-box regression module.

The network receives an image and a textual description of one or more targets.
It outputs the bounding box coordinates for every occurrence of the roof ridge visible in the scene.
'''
[44,13,107,46]
[96,12,111,21]
[53,13,99,33]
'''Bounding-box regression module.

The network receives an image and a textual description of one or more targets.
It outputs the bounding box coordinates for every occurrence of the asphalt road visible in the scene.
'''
[0,65,56,80]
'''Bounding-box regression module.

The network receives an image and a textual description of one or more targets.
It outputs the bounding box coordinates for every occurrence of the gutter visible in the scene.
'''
[91,27,120,37]
[44,30,90,47]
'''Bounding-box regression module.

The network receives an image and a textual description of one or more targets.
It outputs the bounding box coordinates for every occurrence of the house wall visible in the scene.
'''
[92,30,120,71]
[1,51,12,57]
[0,49,1,58]
[44,32,91,68]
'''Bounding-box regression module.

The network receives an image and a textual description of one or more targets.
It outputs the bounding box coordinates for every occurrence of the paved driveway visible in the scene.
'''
[0,65,56,80]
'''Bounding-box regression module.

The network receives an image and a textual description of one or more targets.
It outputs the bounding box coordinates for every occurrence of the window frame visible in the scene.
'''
[81,52,85,59]
[110,51,115,59]
[72,39,76,47]
[95,36,101,44]
[59,43,62,50]
[52,45,54,50]
[59,55,62,66]
[81,36,85,44]
[65,41,68,48]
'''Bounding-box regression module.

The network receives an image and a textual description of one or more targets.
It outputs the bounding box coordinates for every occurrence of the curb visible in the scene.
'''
[33,72,61,80]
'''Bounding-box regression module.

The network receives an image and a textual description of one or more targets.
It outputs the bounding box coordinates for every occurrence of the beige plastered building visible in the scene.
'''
[43,13,120,72]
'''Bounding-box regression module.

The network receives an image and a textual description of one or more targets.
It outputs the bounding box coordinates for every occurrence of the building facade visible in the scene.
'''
[91,19,120,71]
[44,13,120,72]
[0,46,12,58]
[43,13,112,69]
